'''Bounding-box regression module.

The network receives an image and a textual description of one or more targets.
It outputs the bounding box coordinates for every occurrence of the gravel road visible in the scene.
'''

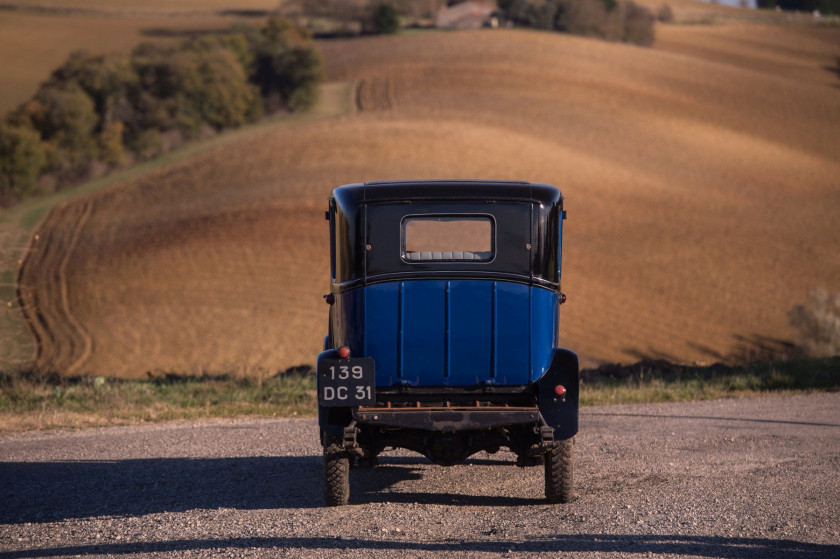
[1,393,839,558]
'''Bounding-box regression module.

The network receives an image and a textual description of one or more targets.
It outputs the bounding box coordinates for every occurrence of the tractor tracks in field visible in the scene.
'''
[11,81,357,377]
[355,75,398,112]
[16,199,95,375]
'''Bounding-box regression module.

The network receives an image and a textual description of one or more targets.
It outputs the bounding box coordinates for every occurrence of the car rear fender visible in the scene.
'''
[536,348,579,440]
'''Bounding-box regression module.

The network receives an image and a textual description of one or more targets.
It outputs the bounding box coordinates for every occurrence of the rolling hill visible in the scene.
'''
[15,20,840,376]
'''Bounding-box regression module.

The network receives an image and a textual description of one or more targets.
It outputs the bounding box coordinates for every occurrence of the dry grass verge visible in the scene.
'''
[2,357,837,433]
[0,368,317,433]
[579,356,840,405]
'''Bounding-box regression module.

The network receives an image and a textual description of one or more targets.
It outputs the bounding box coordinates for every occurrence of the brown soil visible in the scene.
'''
[16,24,840,377]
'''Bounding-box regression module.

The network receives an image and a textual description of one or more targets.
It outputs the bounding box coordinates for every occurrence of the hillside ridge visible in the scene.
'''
[15,25,840,376]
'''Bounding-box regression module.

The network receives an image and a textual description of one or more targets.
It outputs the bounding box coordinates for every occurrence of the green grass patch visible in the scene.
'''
[1,357,838,432]
[580,356,840,405]
[0,370,318,432]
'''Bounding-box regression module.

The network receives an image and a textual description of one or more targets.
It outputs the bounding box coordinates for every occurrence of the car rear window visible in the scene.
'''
[402,216,494,262]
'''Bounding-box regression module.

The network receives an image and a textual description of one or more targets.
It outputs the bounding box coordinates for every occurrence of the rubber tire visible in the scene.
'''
[323,438,350,506]
[545,438,574,503]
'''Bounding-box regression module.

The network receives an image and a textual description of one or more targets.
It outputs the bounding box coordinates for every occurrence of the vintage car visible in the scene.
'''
[317,180,578,505]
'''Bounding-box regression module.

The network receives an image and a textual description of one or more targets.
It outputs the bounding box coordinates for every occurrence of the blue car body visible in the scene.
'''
[317,180,578,480]
[337,280,557,387]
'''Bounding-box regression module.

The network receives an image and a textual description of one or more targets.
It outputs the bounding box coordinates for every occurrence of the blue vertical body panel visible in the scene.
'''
[494,281,532,383]
[448,281,493,385]
[361,282,398,380]
[401,282,446,384]
[529,287,557,381]
[338,280,557,387]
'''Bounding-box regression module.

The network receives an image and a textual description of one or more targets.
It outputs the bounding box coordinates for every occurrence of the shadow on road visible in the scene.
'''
[351,462,542,507]
[0,533,836,558]
[0,454,528,523]
[0,456,323,524]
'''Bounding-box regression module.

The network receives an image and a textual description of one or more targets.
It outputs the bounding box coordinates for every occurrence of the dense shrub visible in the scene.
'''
[374,3,401,34]
[622,0,655,46]
[498,0,656,46]
[657,4,674,22]
[48,51,138,128]
[789,289,840,358]
[98,121,127,166]
[21,83,101,179]
[292,0,408,35]
[499,0,540,27]
[0,123,47,202]
[132,41,262,133]
[563,0,610,37]
[24,85,97,150]
[130,128,163,160]
[758,0,839,15]
[0,17,321,206]
[249,17,323,112]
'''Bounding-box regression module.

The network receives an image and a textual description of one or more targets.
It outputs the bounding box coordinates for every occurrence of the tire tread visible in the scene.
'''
[323,438,350,506]
[545,438,574,503]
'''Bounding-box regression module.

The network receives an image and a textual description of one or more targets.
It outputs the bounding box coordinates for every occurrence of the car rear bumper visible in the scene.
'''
[352,406,542,431]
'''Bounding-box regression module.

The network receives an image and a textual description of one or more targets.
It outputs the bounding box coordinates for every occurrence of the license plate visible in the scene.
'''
[317,358,376,407]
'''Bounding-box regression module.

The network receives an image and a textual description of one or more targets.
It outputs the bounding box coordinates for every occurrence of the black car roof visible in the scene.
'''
[333,180,562,206]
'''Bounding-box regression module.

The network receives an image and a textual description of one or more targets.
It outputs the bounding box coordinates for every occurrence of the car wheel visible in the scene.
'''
[323,436,350,506]
[545,438,573,503]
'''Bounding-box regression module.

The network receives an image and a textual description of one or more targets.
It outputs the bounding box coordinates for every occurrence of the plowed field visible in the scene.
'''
[16,23,840,377]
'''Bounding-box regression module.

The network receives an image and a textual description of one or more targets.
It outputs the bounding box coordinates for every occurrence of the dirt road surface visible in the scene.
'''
[1,393,839,558]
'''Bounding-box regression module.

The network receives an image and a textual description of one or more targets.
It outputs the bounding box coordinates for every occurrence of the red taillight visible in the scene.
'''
[554,384,566,397]
[337,346,350,359]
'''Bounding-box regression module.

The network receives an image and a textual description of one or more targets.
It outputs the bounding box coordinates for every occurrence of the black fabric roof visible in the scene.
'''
[333,180,562,206]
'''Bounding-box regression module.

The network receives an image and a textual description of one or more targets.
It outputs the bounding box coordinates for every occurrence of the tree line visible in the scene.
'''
[757,0,839,14]
[286,0,403,35]
[496,0,656,46]
[0,17,322,207]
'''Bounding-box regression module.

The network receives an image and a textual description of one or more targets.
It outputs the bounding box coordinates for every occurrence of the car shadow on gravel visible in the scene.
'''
[0,534,837,558]
[352,468,543,507]
[1,454,534,524]
[0,456,329,524]
[350,455,544,507]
